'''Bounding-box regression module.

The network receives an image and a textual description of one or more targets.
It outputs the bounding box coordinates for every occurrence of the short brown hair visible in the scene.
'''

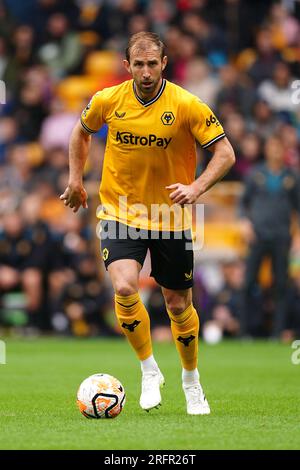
[125,32,166,62]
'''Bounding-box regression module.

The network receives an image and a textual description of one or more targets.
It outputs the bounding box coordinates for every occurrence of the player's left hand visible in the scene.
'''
[166,183,200,206]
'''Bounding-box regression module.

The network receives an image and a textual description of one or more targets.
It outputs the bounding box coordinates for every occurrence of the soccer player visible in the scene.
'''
[60,32,235,415]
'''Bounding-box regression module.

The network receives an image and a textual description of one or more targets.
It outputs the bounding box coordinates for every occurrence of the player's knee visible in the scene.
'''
[165,296,190,317]
[163,288,192,317]
[114,282,138,297]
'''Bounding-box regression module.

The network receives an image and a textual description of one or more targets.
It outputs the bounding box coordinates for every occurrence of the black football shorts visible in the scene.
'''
[99,220,194,290]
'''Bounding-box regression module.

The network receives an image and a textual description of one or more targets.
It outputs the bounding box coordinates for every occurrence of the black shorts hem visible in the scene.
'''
[151,274,193,290]
[104,255,144,270]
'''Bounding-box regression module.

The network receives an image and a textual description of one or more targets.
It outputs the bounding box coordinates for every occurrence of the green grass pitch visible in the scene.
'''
[0,337,299,450]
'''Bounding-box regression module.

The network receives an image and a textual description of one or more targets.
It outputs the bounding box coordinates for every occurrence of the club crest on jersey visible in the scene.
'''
[161,111,175,126]
[115,111,126,118]
[116,131,172,149]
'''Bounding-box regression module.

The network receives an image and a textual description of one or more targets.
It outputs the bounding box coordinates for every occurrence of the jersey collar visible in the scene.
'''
[133,79,166,107]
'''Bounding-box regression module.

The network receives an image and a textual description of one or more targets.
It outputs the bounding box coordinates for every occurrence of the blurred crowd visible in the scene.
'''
[0,0,300,341]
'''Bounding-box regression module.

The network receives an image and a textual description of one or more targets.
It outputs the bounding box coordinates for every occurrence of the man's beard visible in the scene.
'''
[137,77,161,97]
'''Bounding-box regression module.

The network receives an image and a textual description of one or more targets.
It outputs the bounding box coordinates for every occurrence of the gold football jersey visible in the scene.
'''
[81,79,225,231]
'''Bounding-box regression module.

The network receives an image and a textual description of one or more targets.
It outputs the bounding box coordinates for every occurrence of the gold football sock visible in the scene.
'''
[167,304,199,371]
[115,292,152,361]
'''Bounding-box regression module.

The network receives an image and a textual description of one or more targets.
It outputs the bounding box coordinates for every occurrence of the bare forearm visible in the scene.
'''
[193,137,235,196]
[60,121,90,212]
[167,138,235,205]
[69,121,91,185]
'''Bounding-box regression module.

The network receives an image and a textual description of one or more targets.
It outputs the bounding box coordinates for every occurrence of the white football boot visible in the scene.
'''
[140,369,165,411]
[183,382,211,415]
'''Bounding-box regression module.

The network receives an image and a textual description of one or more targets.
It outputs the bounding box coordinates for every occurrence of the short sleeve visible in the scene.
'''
[80,91,105,134]
[188,97,225,148]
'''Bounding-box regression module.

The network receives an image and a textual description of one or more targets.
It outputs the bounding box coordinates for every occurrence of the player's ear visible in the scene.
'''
[123,59,131,74]
[162,56,168,71]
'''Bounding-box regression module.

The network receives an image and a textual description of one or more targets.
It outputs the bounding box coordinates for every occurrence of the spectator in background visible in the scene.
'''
[0,0,15,43]
[183,57,220,108]
[147,0,175,36]
[4,24,37,95]
[146,285,172,342]
[28,146,68,196]
[20,192,53,268]
[258,61,297,116]
[23,65,54,107]
[46,207,96,335]
[0,37,9,83]
[85,1,118,43]
[47,208,91,277]
[20,192,54,330]
[223,112,245,155]
[3,144,34,193]
[38,12,83,78]
[162,25,183,80]
[0,208,44,329]
[235,132,262,180]
[171,33,198,84]
[181,11,228,67]
[210,259,245,338]
[0,116,18,164]
[239,135,300,338]
[216,64,256,118]
[284,273,300,342]
[13,81,48,142]
[248,28,282,86]
[280,123,300,170]
[192,266,213,331]
[39,97,78,151]
[247,98,280,141]
[53,253,116,337]
[30,0,80,38]
[267,2,300,49]
[285,233,300,341]
[128,13,151,37]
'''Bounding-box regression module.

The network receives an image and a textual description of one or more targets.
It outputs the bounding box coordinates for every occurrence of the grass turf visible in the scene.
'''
[0,337,299,450]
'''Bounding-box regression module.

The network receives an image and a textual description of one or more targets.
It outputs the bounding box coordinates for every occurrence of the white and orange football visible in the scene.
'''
[77,373,126,419]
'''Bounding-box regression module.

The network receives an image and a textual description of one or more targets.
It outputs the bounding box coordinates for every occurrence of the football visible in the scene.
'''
[77,373,126,419]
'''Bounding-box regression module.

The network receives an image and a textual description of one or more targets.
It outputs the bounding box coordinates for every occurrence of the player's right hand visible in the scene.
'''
[60,183,88,213]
